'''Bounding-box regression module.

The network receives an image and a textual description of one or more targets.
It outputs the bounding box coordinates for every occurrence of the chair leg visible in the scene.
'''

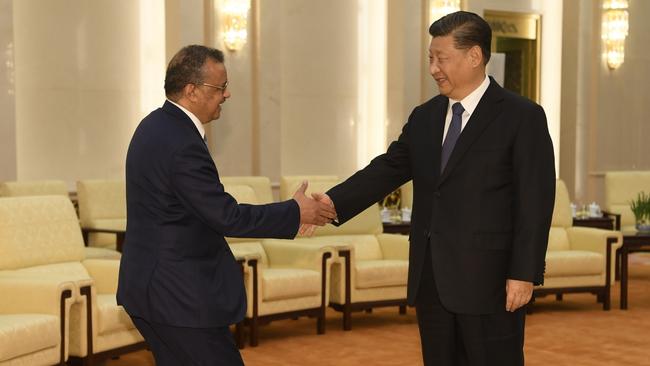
[399,305,407,315]
[317,315,326,335]
[250,316,259,347]
[365,308,372,314]
[343,304,352,331]
[615,248,621,281]
[556,293,563,301]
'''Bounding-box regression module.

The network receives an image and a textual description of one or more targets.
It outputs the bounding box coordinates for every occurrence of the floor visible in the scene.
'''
[104,254,650,366]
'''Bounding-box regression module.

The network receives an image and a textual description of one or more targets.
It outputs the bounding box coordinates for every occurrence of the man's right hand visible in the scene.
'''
[292,181,337,227]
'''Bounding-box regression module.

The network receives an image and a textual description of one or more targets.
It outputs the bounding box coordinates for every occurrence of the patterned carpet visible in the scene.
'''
[105,256,650,366]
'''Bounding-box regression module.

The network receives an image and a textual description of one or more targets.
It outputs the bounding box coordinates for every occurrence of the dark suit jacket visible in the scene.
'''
[117,101,300,328]
[327,78,555,315]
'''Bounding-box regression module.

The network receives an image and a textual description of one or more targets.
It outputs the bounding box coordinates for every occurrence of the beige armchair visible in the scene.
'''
[0,276,74,366]
[0,180,120,260]
[76,180,126,251]
[280,176,410,330]
[0,196,145,365]
[222,181,335,347]
[604,171,650,231]
[533,180,621,310]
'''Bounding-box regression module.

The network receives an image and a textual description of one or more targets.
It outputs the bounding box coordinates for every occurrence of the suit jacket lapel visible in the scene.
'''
[437,78,505,187]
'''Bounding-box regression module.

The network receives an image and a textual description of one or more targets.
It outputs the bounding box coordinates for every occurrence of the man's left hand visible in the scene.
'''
[505,279,533,312]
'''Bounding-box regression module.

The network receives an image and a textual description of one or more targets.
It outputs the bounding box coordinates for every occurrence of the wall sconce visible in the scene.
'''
[222,0,250,52]
[602,0,629,70]
[429,0,461,25]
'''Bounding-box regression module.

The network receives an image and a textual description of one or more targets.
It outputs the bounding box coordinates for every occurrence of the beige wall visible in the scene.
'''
[0,0,16,181]
[12,0,165,189]
[561,0,650,205]
[11,0,646,204]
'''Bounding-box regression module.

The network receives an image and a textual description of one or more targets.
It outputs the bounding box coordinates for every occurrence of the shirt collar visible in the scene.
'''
[167,99,205,140]
[447,74,490,117]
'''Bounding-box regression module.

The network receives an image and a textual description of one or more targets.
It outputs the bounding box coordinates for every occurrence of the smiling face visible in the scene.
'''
[180,59,231,124]
[428,34,485,100]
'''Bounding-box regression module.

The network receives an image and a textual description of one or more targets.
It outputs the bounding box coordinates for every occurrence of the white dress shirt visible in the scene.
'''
[167,99,206,140]
[441,75,490,144]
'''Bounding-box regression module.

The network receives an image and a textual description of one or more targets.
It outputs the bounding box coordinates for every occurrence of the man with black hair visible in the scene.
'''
[313,11,555,365]
[117,45,336,366]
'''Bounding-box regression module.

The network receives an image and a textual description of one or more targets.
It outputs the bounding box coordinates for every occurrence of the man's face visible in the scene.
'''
[192,60,231,123]
[429,35,480,100]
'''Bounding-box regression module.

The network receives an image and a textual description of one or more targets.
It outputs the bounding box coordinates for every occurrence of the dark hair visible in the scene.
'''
[164,45,225,99]
[428,11,492,65]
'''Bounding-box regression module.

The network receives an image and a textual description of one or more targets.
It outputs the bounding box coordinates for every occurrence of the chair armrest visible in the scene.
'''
[230,247,262,262]
[262,239,335,270]
[0,276,74,315]
[566,227,622,254]
[376,233,409,260]
[602,210,621,231]
[82,259,120,294]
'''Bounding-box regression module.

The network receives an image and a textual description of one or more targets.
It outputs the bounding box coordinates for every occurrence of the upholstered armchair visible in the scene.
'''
[0,196,145,365]
[222,181,335,347]
[0,180,120,260]
[0,276,75,366]
[604,171,650,231]
[534,180,622,310]
[76,180,126,251]
[280,176,410,330]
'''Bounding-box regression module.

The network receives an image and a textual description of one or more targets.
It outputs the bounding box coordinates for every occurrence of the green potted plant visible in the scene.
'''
[630,191,650,232]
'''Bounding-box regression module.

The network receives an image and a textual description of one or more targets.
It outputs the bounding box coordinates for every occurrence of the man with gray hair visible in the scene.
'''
[117,45,336,365]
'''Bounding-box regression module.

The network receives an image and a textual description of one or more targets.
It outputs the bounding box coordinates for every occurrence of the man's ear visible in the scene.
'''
[183,83,197,103]
[468,45,483,68]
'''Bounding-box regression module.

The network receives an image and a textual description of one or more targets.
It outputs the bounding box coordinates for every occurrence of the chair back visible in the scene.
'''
[222,183,269,264]
[548,180,572,251]
[221,176,274,204]
[76,180,126,227]
[280,176,383,236]
[605,171,650,228]
[0,196,85,270]
[0,180,68,197]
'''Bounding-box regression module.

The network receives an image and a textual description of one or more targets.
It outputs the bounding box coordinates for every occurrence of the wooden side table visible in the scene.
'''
[572,216,614,230]
[382,222,411,235]
[619,231,650,309]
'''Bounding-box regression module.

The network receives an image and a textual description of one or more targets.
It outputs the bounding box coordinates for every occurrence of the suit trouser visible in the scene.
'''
[131,316,244,366]
[415,245,526,366]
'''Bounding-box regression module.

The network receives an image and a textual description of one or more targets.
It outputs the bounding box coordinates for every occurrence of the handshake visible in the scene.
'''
[292,181,337,237]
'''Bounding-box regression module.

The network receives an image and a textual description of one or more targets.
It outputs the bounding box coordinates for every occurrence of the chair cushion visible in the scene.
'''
[547,227,570,251]
[262,268,320,301]
[96,294,136,334]
[355,260,408,289]
[84,247,121,260]
[0,314,59,361]
[545,251,604,277]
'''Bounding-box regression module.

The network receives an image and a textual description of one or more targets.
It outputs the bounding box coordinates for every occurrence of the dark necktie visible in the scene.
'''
[440,102,464,173]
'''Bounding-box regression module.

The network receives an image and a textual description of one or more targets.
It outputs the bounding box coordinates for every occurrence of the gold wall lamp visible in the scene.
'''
[602,0,629,70]
[222,0,250,51]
